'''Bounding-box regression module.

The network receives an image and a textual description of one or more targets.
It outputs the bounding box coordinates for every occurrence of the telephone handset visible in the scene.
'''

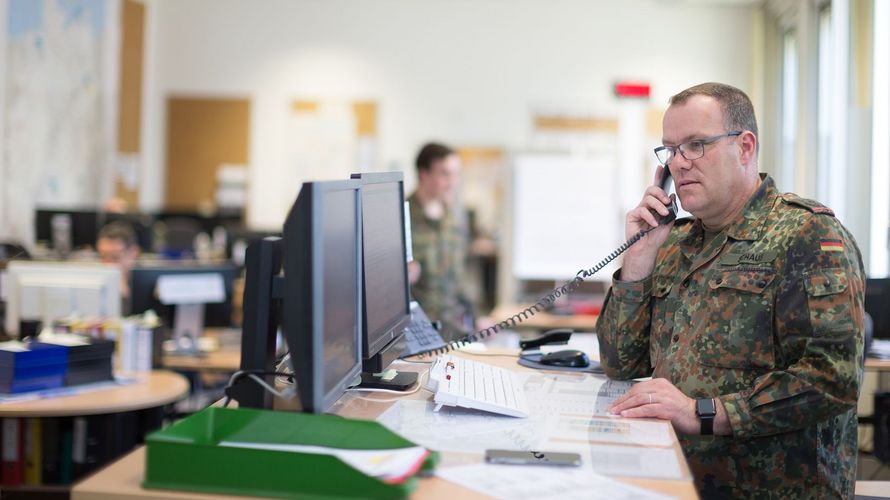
[412,164,678,358]
[657,162,678,225]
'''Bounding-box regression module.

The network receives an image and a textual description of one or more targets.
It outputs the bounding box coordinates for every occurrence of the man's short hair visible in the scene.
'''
[415,142,455,173]
[669,82,759,147]
[97,221,138,248]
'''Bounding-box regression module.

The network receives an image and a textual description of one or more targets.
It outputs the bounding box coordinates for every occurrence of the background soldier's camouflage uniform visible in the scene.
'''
[407,192,471,330]
[597,175,865,499]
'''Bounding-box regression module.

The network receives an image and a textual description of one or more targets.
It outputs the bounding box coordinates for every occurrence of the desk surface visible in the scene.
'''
[0,370,189,418]
[160,327,242,372]
[490,304,598,331]
[73,349,697,500]
[866,357,890,371]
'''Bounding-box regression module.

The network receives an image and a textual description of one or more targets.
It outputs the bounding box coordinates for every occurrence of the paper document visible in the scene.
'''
[546,416,673,447]
[436,463,674,500]
[218,441,428,484]
[377,399,545,454]
[37,333,90,347]
[0,340,28,352]
[583,444,683,479]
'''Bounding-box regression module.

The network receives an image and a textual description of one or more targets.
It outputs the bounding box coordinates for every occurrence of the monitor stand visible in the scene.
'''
[166,303,204,356]
[357,333,418,391]
[357,370,418,390]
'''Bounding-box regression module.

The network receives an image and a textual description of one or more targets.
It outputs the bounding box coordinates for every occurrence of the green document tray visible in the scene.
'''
[143,406,439,499]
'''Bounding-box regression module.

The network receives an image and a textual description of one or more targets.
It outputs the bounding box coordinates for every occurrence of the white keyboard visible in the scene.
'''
[427,355,529,418]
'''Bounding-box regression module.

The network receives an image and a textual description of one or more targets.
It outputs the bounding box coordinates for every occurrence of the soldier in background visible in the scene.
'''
[407,142,474,337]
[97,221,141,307]
[597,83,864,498]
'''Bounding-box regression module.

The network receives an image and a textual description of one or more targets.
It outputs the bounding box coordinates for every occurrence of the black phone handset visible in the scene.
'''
[657,163,678,225]
[414,162,677,358]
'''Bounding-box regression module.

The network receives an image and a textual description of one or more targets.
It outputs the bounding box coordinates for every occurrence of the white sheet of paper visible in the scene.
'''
[376,399,546,454]
[436,463,675,500]
[582,444,683,479]
[157,273,225,304]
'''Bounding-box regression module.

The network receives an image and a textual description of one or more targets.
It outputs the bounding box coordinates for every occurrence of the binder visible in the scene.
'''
[59,419,73,485]
[144,407,439,499]
[41,417,61,484]
[1,417,23,486]
[23,418,42,484]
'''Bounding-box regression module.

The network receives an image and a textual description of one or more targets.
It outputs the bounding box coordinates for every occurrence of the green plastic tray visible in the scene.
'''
[143,406,438,499]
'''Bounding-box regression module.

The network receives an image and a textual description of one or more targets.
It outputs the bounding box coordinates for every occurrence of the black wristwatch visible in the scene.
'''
[696,398,717,435]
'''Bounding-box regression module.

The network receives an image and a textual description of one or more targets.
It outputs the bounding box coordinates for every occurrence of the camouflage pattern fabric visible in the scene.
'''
[407,192,471,327]
[597,174,865,499]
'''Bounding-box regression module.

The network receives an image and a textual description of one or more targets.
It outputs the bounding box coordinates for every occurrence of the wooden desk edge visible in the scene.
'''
[0,370,190,418]
[73,446,699,500]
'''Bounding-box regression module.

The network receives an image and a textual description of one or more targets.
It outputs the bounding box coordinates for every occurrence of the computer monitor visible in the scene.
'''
[866,278,890,340]
[35,208,100,251]
[129,263,239,328]
[3,261,121,337]
[234,180,363,413]
[350,172,415,389]
[282,180,364,413]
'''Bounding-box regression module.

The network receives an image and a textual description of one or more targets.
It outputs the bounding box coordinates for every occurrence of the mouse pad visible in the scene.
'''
[517,353,604,374]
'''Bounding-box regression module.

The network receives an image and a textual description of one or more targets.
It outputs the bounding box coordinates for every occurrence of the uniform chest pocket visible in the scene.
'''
[650,276,674,367]
[695,269,777,370]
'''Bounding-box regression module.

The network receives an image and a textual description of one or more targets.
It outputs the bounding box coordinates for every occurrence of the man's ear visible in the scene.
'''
[739,131,757,165]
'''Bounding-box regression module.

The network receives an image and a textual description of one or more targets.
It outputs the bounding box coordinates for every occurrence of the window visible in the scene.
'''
[781,30,799,191]
[817,5,833,204]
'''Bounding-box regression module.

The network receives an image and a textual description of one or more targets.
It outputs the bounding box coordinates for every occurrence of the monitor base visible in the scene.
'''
[357,371,418,391]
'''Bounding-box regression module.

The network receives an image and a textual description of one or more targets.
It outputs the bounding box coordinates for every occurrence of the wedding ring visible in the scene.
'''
[648,393,653,405]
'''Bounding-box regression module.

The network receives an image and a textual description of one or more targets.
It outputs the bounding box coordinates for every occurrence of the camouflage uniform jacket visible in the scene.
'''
[407,192,470,323]
[596,175,865,499]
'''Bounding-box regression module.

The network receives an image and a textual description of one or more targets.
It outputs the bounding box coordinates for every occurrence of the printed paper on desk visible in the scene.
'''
[436,463,674,500]
[377,399,546,454]
[546,416,673,447]
[157,273,225,305]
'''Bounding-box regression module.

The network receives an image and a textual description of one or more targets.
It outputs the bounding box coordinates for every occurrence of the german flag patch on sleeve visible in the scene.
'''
[820,239,844,252]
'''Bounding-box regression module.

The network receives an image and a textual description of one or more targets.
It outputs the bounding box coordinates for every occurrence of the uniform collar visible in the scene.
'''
[680,173,775,251]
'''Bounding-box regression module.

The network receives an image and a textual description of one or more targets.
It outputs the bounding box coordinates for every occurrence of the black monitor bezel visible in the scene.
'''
[866,277,890,340]
[282,180,363,414]
[350,172,412,359]
[34,208,100,249]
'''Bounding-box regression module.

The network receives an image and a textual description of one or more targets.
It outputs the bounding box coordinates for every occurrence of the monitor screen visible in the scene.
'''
[282,180,363,414]
[866,278,890,340]
[351,172,412,359]
[35,209,100,249]
[129,264,238,327]
[4,261,121,336]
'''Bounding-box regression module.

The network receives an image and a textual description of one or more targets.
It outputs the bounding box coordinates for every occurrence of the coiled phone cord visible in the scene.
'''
[414,225,656,357]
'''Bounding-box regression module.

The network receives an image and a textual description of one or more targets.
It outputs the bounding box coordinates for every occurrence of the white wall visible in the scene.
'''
[142,0,756,229]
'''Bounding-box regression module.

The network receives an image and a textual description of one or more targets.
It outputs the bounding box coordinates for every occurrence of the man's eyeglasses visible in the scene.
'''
[654,131,742,165]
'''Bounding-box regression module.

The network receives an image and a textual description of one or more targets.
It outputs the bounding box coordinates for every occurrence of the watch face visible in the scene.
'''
[696,398,717,416]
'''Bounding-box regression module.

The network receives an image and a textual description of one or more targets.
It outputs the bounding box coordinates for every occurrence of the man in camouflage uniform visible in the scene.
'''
[407,142,473,335]
[598,83,864,498]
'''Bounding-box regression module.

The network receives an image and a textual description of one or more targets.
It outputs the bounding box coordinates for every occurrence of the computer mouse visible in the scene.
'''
[539,349,590,368]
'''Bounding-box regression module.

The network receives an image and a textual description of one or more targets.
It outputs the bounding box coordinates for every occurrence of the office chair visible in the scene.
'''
[157,217,203,258]
[0,242,30,261]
